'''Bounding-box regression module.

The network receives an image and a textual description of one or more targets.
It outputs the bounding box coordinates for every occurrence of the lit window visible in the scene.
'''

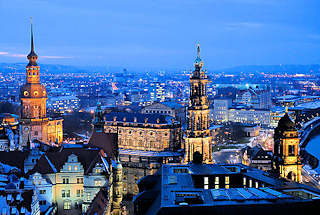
[204,177,209,189]
[225,176,230,189]
[75,165,78,171]
[95,180,102,186]
[64,201,71,210]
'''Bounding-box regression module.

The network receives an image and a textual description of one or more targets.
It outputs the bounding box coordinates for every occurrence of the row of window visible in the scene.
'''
[145,110,172,114]
[63,201,82,210]
[62,177,84,184]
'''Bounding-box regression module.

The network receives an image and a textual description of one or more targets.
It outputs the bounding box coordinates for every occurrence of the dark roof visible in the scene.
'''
[29,146,105,175]
[0,151,29,171]
[86,187,110,215]
[104,111,173,124]
[277,113,296,131]
[0,189,33,212]
[88,131,118,161]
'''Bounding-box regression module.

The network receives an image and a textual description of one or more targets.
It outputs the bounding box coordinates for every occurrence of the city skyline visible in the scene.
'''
[0,0,320,69]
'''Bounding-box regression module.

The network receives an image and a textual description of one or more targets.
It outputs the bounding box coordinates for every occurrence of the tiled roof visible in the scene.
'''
[29,146,105,175]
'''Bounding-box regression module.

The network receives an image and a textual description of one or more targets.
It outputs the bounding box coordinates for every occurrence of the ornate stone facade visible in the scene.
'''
[184,44,213,164]
[104,112,181,152]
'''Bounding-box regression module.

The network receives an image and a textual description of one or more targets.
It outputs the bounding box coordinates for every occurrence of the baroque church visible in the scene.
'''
[20,21,63,147]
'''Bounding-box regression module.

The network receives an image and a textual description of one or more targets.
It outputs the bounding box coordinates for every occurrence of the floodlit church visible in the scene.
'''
[184,44,213,164]
[20,21,63,147]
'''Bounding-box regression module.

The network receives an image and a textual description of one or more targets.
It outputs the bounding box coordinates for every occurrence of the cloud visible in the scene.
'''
[0,51,73,59]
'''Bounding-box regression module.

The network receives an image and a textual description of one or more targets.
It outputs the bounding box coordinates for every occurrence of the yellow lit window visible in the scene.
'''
[63,201,71,210]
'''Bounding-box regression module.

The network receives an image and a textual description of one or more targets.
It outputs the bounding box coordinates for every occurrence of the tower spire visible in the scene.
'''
[27,17,38,63]
[31,17,34,53]
[194,42,203,68]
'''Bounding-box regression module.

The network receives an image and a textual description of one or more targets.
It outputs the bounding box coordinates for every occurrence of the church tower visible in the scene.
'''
[273,113,302,183]
[184,43,213,164]
[20,18,47,120]
[20,19,63,147]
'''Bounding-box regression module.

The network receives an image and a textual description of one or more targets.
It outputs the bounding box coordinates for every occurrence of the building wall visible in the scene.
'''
[28,173,53,212]
[228,109,271,126]
[41,154,108,215]
[21,118,63,146]
[105,124,181,152]
[212,99,231,123]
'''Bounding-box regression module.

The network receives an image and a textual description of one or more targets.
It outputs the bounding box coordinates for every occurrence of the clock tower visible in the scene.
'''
[20,19,63,147]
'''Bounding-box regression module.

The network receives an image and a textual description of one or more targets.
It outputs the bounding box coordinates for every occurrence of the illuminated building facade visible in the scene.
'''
[184,44,213,164]
[20,21,63,147]
[29,146,110,214]
[104,112,181,152]
[273,113,302,183]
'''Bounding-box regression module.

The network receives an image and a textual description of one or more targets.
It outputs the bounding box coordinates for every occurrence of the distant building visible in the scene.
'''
[228,108,271,126]
[134,163,320,215]
[235,86,271,109]
[242,145,273,171]
[211,98,232,123]
[149,82,165,102]
[243,124,260,137]
[141,101,186,124]
[47,95,80,113]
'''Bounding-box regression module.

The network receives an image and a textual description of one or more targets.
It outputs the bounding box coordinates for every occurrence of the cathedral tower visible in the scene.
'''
[184,43,213,164]
[273,113,302,183]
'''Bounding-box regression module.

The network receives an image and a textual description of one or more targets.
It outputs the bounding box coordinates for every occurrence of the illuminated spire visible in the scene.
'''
[194,42,203,68]
[27,17,38,63]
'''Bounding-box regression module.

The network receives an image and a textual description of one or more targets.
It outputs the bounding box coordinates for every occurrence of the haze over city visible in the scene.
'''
[1,0,320,69]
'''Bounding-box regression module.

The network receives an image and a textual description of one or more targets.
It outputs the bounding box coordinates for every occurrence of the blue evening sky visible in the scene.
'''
[0,0,319,69]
